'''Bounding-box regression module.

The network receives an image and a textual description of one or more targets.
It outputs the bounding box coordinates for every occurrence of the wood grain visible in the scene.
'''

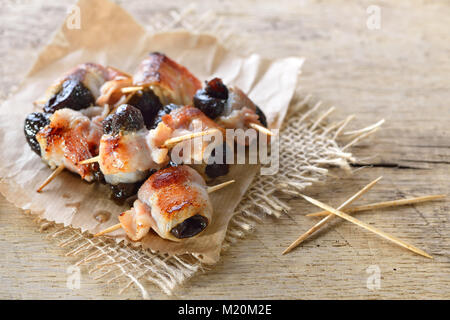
[0,0,449,299]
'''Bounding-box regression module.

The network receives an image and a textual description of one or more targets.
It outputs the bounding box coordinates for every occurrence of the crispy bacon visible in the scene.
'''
[159,105,225,163]
[96,76,133,107]
[98,128,169,185]
[216,87,262,130]
[133,52,202,106]
[36,108,103,181]
[118,165,212,241]
[35,63,131,109]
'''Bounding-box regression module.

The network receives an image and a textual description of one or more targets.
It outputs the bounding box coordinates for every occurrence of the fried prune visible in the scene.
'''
[205,78,228,100]
[43,79,95,114]
[204,142,229,179]
[91,162,105,183]
[103,104,145,135]
[24,112,50,155]
[170,215,208,239]
[255,106,268,128]
[109,182,141,202]
[127,87,163,129]
[151,103,182,129]
[193,78,228,119]
[193,90,226,119]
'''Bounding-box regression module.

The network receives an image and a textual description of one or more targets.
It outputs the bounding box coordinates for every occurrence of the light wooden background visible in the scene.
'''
[0,0,449,299]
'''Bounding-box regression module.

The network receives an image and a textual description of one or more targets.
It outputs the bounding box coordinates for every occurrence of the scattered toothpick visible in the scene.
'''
[94,179,235,237]
[306,195,446,217]
[282,176,382,254]
[299,194,433,259]
[36,165,65,192]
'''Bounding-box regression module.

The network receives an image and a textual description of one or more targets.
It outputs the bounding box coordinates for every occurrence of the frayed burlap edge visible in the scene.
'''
[25,5,383,298]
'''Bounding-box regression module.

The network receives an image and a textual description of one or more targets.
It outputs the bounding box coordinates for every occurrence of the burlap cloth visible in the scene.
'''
[0,0,382,297]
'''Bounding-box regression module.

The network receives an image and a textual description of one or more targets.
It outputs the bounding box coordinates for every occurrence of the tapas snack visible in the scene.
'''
[96,165,234,242]
[24,52,271,242]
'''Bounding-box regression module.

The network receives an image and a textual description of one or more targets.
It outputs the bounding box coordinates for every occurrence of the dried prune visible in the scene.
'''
[205,78,228,100]
[90,162,105,183]
[204,142,229,179]
[103,104,145,135]
[109,182,141,202]
[151,103,182,129]
[43,79,95,114]
[205,163,229,179]
[127,87,163,129]
[193,90,226,119]
[24,112,50,155]
[255,106,268,128]
[193,78,228,119]
[170,215,208,239]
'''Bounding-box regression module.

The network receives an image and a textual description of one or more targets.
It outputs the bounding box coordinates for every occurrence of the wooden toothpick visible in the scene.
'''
[299,194,433,259]
[249,122,274,136]
[163,129,221,148]
[306,195,446,217]
[36,165,65,192]
[121,86,143,93]
[80,130,220,166]
[79,156,100,165]
[206,180,235,193]
[282,176,382,254]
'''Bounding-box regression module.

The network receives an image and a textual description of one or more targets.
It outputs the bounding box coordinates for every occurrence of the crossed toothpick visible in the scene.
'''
[283,176,445,258]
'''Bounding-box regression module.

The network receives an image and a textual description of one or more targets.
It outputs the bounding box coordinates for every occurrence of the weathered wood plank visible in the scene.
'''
[0,0,448,299]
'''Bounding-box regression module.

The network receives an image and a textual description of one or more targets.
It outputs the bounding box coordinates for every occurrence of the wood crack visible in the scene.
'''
[398,144,450,149]
[400,159,450,165]
[350,162,427,170]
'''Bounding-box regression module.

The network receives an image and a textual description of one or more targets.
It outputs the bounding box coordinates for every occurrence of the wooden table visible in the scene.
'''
[0,0,448,299]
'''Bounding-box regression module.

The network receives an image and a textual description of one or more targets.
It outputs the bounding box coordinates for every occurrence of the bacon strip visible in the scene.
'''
[133,52,202,106]
[36,108,103,181]
[35,63,131,108]
[216,87,262,130]
[159,105,225,163]
[98,128,169,185]
[118,165,212,242]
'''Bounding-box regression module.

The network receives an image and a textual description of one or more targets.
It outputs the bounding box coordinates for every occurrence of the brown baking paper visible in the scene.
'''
[0,0,303,264]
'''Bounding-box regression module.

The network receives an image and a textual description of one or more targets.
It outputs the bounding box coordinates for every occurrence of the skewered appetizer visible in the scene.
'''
[35,63,131,113]
[25,63,126,155]
[35,108,104,182]
[96,165,234,242]
[97,52,202,129]
[21,53,273,246]
[152,104,230,179]
[119,165,212,241]
[98,104,171,200]
[83,103,228,200]
[24,63,131,189]
[193,78,270,140]
[98,77,164,129]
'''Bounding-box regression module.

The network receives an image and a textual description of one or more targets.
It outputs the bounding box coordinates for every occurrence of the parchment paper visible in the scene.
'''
[0,0,303,264]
